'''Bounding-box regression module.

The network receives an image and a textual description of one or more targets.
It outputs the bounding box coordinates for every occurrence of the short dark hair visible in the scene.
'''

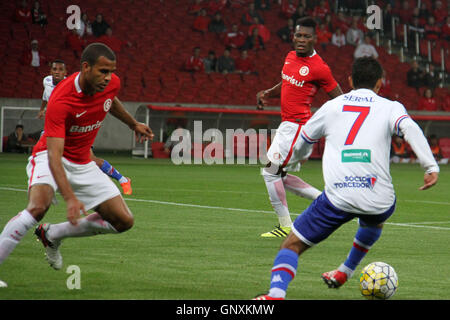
[352,57,383,89]
[15,124,24,129]
[296,17,317,33]
[80,43,116,67]
[51,59,66,66]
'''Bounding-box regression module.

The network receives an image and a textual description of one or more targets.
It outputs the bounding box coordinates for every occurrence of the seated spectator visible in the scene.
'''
[442,16,450,41]
[203,50,217,73]
[242,27,265,51]
[15,0,32,24]
[207,0,227,15]
[31,1,47,27]
[382,3,394,38]
[417,88,438,111]
[333,10,350,34]
[291,6,307,26]
[331,27,346,47]
[188,0,204,15]
[277,18,295,43]
[346,18,364,46]
[208,12,226,34]
[21,39,46,68]
[428,134,448,164]
[432,0,447,24]
[423,64,440,90]
[217,48,235,74]
[323,13,334,32]
[76,12,93,38]
[312,0,330,21]
[396,0,413,25]
[66,29,86,58]
[255,0,271,11]
[235,50,255,74]
[408,17,425,49]
[406,60,424,91]
[97,28,131,53]
[5,124,29,153]
[418,1,430,26]
[316,23,332,51]
[424,16,440,42]
[354,35,378,59]
[281,0,296,19]
[248,17,270,43]
[241,2,264,25]
[378,70,392,99]
[91,13,110,38]
[224,24,246,49]
[390,135,412,163]
[193,8,210,34]
[184,47,204,73]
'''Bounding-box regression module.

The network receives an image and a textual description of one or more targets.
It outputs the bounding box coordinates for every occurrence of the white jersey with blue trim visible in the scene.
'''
[42,75,56,102]
[300,88,439,215]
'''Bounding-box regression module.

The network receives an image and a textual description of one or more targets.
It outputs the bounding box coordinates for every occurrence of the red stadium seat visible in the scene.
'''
[439,138,450,159]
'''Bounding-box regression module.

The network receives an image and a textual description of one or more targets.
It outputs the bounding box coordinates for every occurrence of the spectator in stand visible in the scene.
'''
[424,16,441,42]
[323,14,334,32]
[188,0,204,15]
[346,18,364,46]
[354,35,378,59]
[442,16,450,41]
[333,10,350,34]
[193,8,210,34]
[418,1,430,26]
[312,0,330,21]
[235,50,256,75]
[248,17,270,43]
[408,17,425,49]
[432,1,447,24]
[390,135,412,163]
[428,134,448,164]
[5,124,29,153]
[291,6,307,26]
[207,0,227,15]
[316,23,332,51]
[277,18,295,43]
[217,48,235,74]
[208,12,227,34]
[224,24,246,49]
[242,27,265,51]
[91,13,110,38]
[97,28,131,53]
[31,1,47,27]
[378,70,392,99]
[66,29,85,58]
[255,0,271,11]
[407,60,424,91]
[418,88,438,111]
[76,12,93,38]
[382,3,394,38]
[15,0,32,24]
[331,27,346,47]
[203,50,217,73]
[241,2,264,25]
[21,39,46,68]
[396,0,413,25]
[281,0,297,19]
[185,47,204,73]
[423,64,440,89]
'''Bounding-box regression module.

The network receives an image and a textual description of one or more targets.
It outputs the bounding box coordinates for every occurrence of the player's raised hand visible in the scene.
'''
[419,172,438,190]
[133,122,154,143]
[256,90,268,110]
[66,197,87,225]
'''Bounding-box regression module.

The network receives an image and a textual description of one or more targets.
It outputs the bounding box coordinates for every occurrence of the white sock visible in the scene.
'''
[262,168,292,227]
[0,210,37,265]
[118,177,128,184]
[283,174,322,200]
[268,287,286,299]
[338,263,355,279]
[46,212,118,241]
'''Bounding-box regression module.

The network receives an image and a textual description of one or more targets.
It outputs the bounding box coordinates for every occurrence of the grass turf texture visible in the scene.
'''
[0,152,448,300]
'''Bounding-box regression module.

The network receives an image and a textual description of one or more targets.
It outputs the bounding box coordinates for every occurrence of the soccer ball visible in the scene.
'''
[359,262,398,300]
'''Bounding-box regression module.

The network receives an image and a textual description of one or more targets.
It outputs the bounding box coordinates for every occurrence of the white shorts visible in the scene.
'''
[267,121,312,172]
[27,151,121,211]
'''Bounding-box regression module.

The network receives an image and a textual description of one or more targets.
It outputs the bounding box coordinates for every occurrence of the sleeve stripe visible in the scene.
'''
[301,131,319,144]
[394,115,410,135]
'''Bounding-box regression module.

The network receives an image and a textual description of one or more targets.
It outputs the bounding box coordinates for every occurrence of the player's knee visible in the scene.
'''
[26,202,50,221]
[115,215,134,233]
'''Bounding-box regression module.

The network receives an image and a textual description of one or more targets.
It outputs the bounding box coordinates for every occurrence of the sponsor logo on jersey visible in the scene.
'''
[299,66,309,76]
[281,72,305,87]
[69,120,103,133]
[341,149,371,162]
[104,98,112,112]
[333,174,377,189]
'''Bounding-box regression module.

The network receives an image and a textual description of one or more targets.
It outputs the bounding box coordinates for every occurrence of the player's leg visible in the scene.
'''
[90,149,132,195]
[282,172,322,200]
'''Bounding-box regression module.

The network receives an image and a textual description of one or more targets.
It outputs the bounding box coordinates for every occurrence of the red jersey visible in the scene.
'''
[33,72,121,164]
[280,50,338,124]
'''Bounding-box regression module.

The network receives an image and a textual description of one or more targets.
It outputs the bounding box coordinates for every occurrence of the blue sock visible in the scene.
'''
[342,224,382,273]
[268,248,298,298]
[100,160,123,182]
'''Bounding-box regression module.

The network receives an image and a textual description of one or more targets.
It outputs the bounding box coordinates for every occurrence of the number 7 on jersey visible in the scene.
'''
[343,105,370,145]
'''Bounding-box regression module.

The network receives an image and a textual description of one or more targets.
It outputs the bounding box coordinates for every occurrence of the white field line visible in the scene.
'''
[1,186,449,231]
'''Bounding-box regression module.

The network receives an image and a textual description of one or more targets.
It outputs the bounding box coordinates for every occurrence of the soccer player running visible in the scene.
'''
[256,17,343,238]
[38,59,133,195]
[254,57,439,300]
[0,43,154,286]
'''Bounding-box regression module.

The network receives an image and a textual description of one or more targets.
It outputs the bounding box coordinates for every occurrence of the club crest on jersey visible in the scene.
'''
[299,66,309,76]
[367,174,377,188]
[103,98,112,112]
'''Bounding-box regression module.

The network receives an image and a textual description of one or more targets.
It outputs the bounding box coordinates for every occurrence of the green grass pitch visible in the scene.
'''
[0,152,448,300]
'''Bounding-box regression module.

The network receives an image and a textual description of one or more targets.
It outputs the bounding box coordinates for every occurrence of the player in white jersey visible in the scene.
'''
[254,57,439,300]
[38,59,133,195]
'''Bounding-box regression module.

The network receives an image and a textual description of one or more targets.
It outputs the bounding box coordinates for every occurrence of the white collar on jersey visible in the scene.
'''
[310,50,316,57]
[74,73,82,93]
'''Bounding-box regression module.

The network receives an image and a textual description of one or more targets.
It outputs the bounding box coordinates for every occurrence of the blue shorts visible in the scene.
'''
[292,192,396,246]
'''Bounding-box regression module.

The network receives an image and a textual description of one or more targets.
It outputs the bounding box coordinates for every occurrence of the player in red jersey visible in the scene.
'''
[0,43,154,284]
[256,17,343,238]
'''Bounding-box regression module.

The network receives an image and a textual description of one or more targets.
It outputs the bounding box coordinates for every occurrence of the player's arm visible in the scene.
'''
[109,97,154,142]
[397,117,439,190]
[256,82,281,110]
[38,100,47,119]
[327,84,343,99]
[46,137,87,224]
